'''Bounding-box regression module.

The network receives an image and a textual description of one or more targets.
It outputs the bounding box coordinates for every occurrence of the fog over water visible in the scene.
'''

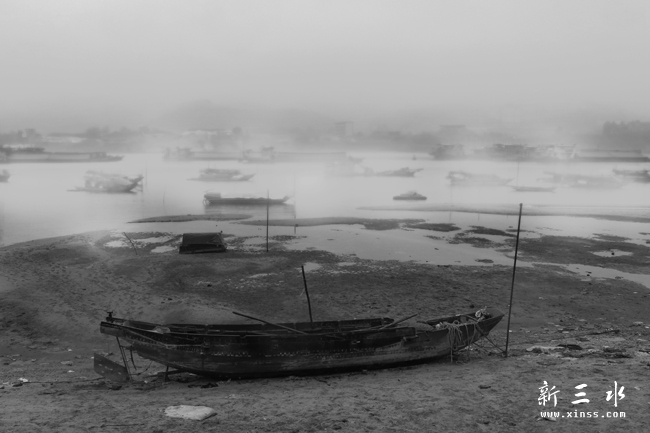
[1,1,650,248]
[1,152,649,247]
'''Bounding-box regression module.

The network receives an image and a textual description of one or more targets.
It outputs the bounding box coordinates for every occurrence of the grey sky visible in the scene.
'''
[1,0,649,128]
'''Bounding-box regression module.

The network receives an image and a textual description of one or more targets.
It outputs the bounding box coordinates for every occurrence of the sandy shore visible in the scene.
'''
[1,217,650,432]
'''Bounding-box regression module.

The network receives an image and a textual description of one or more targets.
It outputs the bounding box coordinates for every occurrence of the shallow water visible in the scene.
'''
[0,151,649,247]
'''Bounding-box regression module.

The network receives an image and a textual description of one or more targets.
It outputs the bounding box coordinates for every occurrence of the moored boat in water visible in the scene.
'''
[203,192,290,205]
[97,307,503,380]
[0,145,123,163]
[71,171,143,193]
[613,168,650,183]
[447,171,512,186]
[539,172,628,189]
[368,167,422,177]
[241,147,351,164]
[393,191,427,200]
[189,168,255,182]
[163,148,244,161]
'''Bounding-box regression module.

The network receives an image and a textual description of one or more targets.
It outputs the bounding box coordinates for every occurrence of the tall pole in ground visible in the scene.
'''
[301,265,314,326]
[505,203,523,358]
[266,190,269,252]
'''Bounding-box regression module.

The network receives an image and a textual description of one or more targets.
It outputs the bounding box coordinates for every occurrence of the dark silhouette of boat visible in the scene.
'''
[203,192,290,205]
[393,191,427,200]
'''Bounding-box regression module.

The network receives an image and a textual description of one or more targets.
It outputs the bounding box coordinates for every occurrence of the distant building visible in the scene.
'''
[335,121,354,137]
[438,125,471,142]
[439,125,467,135]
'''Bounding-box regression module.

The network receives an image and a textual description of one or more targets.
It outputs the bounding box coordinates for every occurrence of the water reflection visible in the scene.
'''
[204,203,296,221]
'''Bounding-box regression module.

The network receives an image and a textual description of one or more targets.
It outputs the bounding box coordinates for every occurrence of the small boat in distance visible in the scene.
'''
[613,168,650,183]
[0,145,123,163]
[447,171,512,186]
[189,168,255,182]
[540,172,628,189]
[97,307,504,380]
[510,185,556,192]
[0,169,9,182]
[368,167,422,177]
[163,148,244,161]
[203,192,290,205]
[71,171,143,193]
[393,191,427,201]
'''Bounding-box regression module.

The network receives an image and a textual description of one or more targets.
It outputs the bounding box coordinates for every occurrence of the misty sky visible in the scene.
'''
[1,0,649,129]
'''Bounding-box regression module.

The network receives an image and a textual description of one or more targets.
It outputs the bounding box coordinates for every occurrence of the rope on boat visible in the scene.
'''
[465,308,507,355]
[433,320,465,362]
[430,307,504,361]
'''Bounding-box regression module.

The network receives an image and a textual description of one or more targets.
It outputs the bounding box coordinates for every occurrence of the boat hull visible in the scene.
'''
[203,196,289,205]
[100,308,503,379]
[393,196,426,201]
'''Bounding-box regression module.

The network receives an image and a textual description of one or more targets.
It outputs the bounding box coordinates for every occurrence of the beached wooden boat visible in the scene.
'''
[393,191,427,200]
[97,307,503,380]
[203,192,290,205]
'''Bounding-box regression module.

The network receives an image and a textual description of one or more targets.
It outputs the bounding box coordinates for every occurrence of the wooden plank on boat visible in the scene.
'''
[93,353,130,382]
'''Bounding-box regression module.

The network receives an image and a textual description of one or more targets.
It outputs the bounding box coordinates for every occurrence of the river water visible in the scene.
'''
[0,151,649,247]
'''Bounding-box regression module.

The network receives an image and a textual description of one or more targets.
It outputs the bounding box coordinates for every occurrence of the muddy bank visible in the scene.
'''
[360,203,650,223]
[1,228,650,432]
[130,213,252,223]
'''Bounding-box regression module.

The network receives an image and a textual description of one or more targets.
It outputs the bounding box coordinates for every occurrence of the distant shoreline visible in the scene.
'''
[359,204,650,223]
[129,204,650,226]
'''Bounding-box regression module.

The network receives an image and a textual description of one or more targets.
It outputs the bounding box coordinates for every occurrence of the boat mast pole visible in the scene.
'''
[266,190,269,252]
[301,265,314,326]
[505,203,523,358]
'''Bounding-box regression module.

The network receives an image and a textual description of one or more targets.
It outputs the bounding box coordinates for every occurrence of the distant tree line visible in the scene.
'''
[600,121,650,149]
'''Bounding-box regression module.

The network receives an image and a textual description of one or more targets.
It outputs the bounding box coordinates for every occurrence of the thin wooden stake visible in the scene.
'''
[266,190,269,252]
[301,265,314,326]
[115,337,132,382]
[123,232,138,255]
[504,203,523,358]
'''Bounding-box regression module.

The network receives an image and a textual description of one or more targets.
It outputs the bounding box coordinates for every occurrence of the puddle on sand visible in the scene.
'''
[151,245,177,254]
[534,262,650,290]
[302,262,322,272]
[591,250,633,257]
